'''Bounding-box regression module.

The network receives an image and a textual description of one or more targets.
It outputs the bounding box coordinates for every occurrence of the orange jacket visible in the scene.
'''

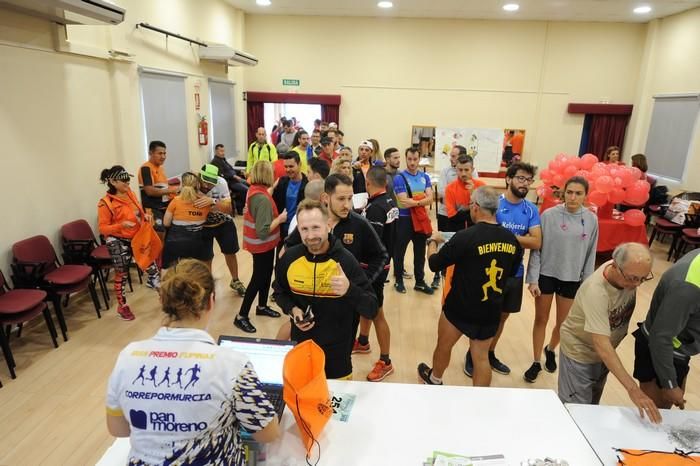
[97,190,146,239]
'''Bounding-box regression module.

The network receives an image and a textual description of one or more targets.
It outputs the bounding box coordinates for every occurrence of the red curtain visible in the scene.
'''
[321,105,340,126]
[586,114,630,160]
[247,101,264,145]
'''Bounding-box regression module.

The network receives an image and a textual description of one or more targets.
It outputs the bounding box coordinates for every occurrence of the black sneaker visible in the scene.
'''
[544,346,557,373]
[430,274,441,289]
[394,281,406,294]
[255,306,281,318]
[463,351,473,378]
[414,281,434,295]
[234,316,256,333]
[523,362,542,383]
[417,362,442,385]
[488,352,511,375]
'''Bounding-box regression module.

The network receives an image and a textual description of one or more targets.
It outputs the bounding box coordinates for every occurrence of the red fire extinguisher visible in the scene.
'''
[198,116,208,146]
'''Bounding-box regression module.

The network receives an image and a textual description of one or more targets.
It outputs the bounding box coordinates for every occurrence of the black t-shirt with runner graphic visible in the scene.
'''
[428,222,522,327]
[362,191,399,266]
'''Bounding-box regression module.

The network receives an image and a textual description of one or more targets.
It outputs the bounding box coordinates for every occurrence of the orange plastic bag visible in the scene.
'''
[283,340,332,456]
[131,222,162,271]
[616,448,700,465]
[409,193,433,235]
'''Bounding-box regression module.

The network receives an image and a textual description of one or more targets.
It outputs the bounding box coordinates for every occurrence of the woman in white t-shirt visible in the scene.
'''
[106,259,280,465]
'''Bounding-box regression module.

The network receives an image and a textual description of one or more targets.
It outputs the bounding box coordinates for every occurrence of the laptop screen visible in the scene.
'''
[218,338,294,385]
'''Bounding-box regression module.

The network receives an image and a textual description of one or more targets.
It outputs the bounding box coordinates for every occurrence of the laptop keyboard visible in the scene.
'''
[260,383,285,415]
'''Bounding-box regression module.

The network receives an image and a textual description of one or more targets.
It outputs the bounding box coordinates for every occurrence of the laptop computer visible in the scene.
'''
[217,335,295,420]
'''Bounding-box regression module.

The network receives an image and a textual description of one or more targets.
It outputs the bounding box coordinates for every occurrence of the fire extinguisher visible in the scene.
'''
[198,116,208,146]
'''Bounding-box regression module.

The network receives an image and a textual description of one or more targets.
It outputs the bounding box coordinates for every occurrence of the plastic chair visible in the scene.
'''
[11,235,100,342]
[0,270,58,379]
[61,219,112,308]
[673,214,700,262]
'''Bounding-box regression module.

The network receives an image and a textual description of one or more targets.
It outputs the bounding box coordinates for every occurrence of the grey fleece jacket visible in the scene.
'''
[642,248,700,389]
[526,204,599,284]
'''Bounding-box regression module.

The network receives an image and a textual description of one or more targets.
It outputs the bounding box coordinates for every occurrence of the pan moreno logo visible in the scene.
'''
[129,409,208,432]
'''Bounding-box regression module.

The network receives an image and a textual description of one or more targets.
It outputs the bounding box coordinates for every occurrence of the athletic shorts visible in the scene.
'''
[558,351,609,405]
[502,276,524,313]
[151,208,166,232]
[632,327,690,389]
[162,225,213,268]
[203,221,240,255]
[538,275,581,300]
[444,306,499,341]
[372,269,389,308]
[436,213,449,232]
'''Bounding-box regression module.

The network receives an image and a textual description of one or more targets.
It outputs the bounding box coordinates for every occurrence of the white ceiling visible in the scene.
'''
[226,0,700,23]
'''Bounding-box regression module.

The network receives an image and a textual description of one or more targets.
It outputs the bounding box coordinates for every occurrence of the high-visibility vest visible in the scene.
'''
[243,184,280,253]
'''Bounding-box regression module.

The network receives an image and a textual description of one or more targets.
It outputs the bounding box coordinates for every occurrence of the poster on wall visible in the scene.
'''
[434,127,503,174]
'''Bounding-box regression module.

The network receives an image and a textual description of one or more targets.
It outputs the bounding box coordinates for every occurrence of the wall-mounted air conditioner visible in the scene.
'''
[0,0,125,25]
[199,43,258,67]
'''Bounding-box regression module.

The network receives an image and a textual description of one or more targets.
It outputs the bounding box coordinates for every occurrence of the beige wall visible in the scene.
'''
[244,15,646,171]
[0,0,245,277]
[626,7,700,190]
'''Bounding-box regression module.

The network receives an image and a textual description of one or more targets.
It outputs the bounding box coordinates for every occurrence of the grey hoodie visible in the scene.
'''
[526,204,599,284]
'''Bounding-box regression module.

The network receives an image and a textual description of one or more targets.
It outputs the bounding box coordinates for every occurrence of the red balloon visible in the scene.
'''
[633,179,652,193]
[555,153,568,162]
[575,170,590,180]
[630,166,643,180]
[592,165,608,178]
[618,168,636,188]
[608,187,626,204]
[540,168,553,182]
[563,165,578,178]
[625,187,649,206]
[589,190,608,206]
[549,160,564,173]
[580,154,598,170]
[537,185,553,199]
[552,173,565,188]
[623,209,646,227]
[596,175,615,193]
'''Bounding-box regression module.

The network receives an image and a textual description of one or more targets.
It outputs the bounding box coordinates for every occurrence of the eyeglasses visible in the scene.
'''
[512,175,535,184]
[614,262,654,284]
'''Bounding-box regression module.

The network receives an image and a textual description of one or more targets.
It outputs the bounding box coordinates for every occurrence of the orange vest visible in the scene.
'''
[243,184,281,253]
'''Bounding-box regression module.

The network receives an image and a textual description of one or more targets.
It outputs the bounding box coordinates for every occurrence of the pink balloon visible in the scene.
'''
[592,165,608,178]
[580,154,598,170]
[540,168,553,182]
[549,160,564,173]
[633,179,652,193]
[575,170,590,180]
[596,175,615,193]
[625,188,649,206]
[555,153,568,162]
[589,190,608,206]
[623,209,646,227]
[608,187,626,204]
[630,166,643,180]
[618,169,636,188]
[552,173,565,188]
[563,165,578,178]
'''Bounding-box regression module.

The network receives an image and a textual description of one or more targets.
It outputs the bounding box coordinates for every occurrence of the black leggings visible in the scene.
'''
[238,249,275,317]
[393,216,428,282]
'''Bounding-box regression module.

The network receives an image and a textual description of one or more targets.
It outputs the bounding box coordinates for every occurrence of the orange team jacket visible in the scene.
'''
[166,196,211,225]
[444,178,487,218]
[97,190,146,239]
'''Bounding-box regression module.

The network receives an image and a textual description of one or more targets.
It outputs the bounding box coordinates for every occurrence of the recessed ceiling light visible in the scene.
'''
[633,5,652,14]
[256,0,271,6]
[377,1,393,8]
[503,3,520,12]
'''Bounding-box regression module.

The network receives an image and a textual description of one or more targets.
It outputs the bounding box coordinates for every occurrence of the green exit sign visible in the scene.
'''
[282,79,300,86]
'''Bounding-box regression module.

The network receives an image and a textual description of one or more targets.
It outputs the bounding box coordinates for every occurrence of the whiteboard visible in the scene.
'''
[435,127,503,173]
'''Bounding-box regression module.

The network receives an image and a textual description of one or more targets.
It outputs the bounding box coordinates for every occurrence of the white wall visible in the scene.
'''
[626,7,700,190]
[244,15,647,171]
[0,0,245,278]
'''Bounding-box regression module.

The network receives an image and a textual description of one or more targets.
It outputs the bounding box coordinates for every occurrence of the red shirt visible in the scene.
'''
[272,159,286,181]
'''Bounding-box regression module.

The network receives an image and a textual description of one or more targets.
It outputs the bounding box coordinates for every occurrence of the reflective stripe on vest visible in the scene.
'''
[243,184,280,253]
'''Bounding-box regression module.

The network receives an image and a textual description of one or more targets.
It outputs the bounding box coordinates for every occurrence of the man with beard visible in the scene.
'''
[464,162,541,377]
[273,200,378,379]
[290,130,310,175]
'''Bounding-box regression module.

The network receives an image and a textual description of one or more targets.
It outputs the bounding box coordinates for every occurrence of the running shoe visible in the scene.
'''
[523,362,542,383]
[117,305,135,321]
[367,360,394,382]
[234,316,256,333]
[417,362,442,385]
[255,306,281,318]
[489,352,511,375]
[230,279,246,296]
[544,346,557,373]
[352,340,371,354]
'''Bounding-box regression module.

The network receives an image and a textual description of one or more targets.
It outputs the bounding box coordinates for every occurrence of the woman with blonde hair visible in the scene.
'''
[106,259,280,464]
[162,172,211,267]
[331,156,354,181]
[235,161,287,333]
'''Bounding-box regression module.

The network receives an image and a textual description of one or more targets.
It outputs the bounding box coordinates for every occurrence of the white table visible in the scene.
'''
[566,403,700,465]
[97,380,602,465]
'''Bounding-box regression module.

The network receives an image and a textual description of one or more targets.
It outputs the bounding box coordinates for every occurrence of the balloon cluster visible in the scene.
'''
[536,153,649,227]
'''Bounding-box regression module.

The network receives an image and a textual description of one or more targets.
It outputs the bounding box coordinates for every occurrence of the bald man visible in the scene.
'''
[558,242,661,423]
[247,127,278,173]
